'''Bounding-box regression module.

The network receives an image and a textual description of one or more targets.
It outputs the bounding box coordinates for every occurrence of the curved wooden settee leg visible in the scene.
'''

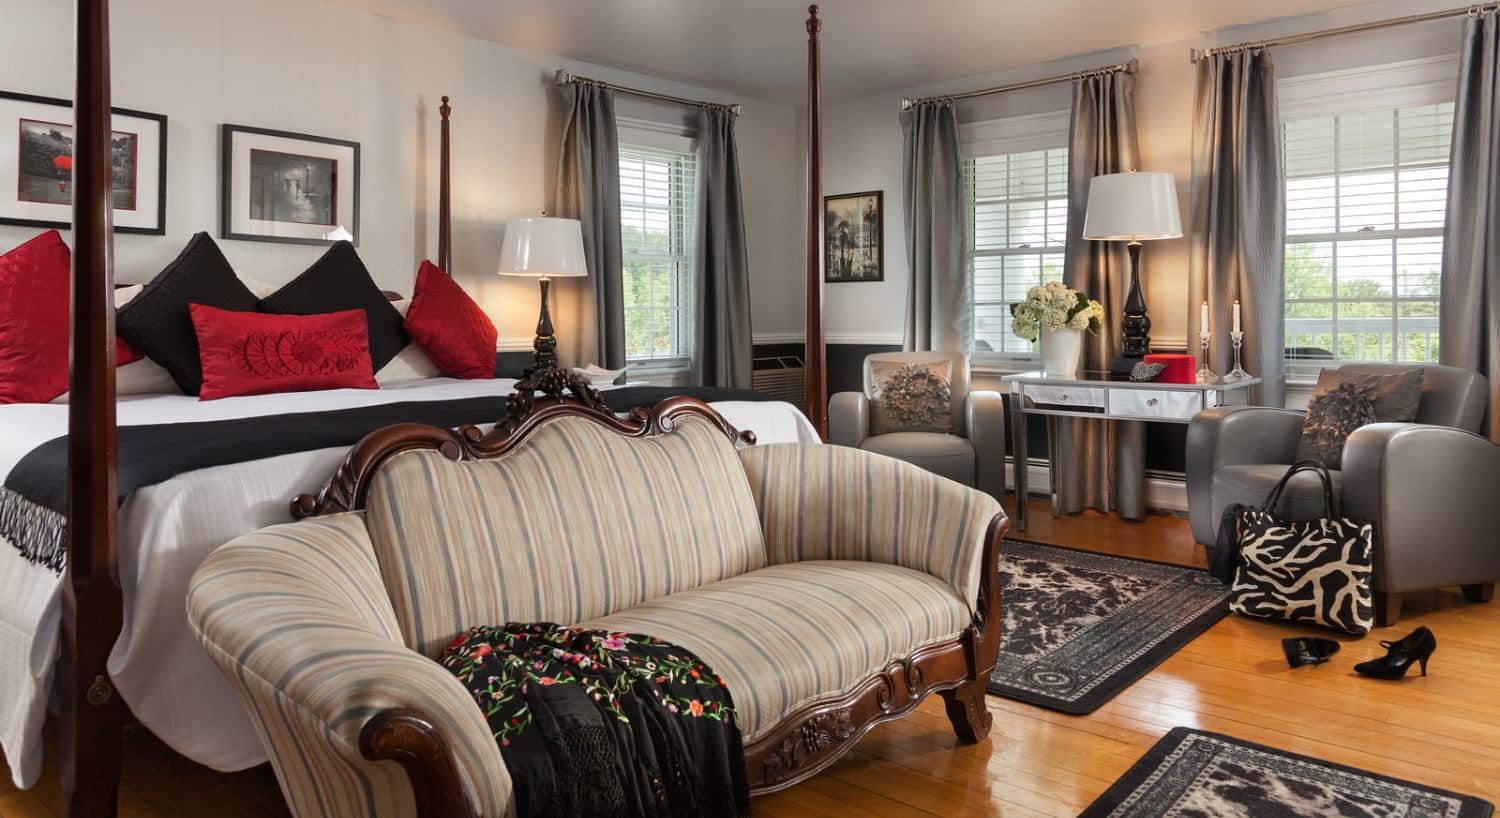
[941,677,993,743]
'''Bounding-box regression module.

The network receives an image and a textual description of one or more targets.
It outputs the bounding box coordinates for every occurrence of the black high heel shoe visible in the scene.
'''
[1354,626,1437,680]
[1283,637,1341,668]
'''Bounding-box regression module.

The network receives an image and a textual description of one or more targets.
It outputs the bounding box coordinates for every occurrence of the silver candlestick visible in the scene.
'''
[1224,330,1252,382]
[1196,335,1219,384]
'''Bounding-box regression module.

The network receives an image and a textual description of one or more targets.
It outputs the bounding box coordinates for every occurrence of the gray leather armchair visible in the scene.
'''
[828,351,1006,499]
[1187,363,1499,625]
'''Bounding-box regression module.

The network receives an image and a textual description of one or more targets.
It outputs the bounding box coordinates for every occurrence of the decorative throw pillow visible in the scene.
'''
[868,359,954,435]
[404,260,497,379]
[1295,367,1425,467]
[117,232,262,395]
[0,230,156,404]
[1297,381,1379,467]
[259,242,409,373]
[190,304,376,400]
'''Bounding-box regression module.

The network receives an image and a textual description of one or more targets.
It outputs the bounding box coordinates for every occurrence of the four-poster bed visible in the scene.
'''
[48,4,833,816]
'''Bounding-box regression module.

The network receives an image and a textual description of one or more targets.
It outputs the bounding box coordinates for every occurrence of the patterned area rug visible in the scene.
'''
[989,540,1230,714]
[1082,728,1494,818]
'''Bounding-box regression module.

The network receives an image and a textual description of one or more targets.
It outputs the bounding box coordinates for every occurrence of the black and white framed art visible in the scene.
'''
[0,90,167,235]
[824,189,883,282]
[220,124,359,246]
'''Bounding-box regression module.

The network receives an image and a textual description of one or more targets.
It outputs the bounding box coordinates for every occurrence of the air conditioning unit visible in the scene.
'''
[752,354,805,407]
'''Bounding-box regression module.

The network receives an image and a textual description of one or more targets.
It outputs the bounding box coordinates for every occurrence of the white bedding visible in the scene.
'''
[0,378,816,788]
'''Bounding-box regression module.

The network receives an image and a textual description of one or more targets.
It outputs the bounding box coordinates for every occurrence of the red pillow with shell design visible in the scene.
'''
[189,304,377,400]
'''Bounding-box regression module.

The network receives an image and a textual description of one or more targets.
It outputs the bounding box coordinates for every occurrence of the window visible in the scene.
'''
[1280,59,1456,380]
[619,135,697,365]
[961,112,1070,359]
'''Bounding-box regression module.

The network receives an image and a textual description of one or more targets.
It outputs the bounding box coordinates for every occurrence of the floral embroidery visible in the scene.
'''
[237,329,366,377]
[869,360,953,434]
[440,624,737,749]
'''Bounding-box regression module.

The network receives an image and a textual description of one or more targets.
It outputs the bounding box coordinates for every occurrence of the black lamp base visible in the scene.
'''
[526,276,558,376]
[1119,241,1151,365]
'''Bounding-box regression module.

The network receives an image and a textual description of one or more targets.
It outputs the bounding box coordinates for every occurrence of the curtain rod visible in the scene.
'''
[1190,2,1497,62]
[555,70,740,116]
[900,58,1138,111]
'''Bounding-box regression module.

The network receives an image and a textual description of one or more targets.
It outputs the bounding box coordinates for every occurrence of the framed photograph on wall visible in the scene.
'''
[221,124,359,246]
[824,189,883,282]
[0,90,167,235]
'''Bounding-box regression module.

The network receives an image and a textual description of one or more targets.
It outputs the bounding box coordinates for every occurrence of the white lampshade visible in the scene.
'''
[1081,172,1183,241]
[496,217,588,278]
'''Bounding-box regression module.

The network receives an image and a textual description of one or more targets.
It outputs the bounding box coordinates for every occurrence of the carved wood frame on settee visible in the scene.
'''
[291,371,1007,815]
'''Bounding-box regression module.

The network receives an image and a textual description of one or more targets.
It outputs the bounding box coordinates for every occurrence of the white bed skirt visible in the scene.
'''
[0,379,816,789]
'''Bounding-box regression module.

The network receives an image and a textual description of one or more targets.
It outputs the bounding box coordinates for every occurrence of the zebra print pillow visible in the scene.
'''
[1229,512,1375,635]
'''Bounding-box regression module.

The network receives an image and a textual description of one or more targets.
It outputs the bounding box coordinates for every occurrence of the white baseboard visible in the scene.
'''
[1004,459,1188,514]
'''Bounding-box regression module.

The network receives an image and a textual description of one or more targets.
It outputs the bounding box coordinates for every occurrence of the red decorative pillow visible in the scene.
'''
[404,261,497,379]
[0,231,147,404]
[190,304,377,401]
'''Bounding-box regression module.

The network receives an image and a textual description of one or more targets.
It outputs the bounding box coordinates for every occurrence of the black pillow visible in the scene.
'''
[259,242,408,372]
[116,232,260,395]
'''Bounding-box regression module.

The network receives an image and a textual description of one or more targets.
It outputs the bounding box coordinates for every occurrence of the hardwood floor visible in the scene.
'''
[6,497,1498,817]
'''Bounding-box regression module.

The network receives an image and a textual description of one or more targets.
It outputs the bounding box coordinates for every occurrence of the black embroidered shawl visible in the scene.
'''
[440,624,750,818]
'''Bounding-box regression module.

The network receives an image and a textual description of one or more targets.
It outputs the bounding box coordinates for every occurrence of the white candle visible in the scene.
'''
[1200,302,1209,338]
[1232,300,1242,334]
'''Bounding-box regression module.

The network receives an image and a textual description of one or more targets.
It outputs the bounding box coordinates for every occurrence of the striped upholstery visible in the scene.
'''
[581,560,969,741]
[364,414,767,657]
[739,443,1002,609]
[187,512,513,818]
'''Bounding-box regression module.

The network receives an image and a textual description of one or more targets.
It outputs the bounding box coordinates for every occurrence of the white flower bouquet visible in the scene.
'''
[1009,282,1105,342]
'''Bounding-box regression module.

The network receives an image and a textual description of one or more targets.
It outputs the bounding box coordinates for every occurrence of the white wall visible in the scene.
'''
[819,0,1465,350]
[0,0,805,361]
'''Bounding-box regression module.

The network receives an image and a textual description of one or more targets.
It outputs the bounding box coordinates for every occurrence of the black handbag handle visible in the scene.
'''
[1259,460,1337,519]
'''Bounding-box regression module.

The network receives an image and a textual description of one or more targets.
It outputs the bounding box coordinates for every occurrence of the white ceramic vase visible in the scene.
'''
[1039,327,1083,376]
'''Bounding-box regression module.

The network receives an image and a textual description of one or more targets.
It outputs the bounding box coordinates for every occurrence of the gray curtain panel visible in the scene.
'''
[554,82,625,369]
[692,108,754,388]
[901,102,970,353]
[1054,69,1141,515]
[1188,49,1285,407]
[1440,9,1500,442]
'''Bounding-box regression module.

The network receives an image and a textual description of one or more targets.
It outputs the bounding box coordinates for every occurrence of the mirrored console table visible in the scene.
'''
[1001,370,1261,531]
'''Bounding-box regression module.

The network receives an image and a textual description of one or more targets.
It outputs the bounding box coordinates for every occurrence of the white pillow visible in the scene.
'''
[51,285,179,402]
[238,274,282,299]
[375,299,442,385]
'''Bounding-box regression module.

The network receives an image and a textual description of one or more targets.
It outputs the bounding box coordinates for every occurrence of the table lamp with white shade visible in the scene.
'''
[497,216,588,371]
[1081,171,1182,372]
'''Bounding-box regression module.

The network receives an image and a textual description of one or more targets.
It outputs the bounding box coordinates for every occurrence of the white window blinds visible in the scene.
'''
[1282,100,1454,380]
[619,143,697,364]
[964,146,1070,356]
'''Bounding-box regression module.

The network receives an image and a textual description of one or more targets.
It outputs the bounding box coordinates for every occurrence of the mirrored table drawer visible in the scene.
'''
[1106,388,1203,420]
[1023,384,1107,410]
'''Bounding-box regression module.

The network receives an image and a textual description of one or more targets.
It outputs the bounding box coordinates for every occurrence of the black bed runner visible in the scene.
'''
[0,385,771,571]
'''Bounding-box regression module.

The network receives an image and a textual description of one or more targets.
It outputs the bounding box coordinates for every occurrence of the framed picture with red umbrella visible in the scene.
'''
[0,90,167,235]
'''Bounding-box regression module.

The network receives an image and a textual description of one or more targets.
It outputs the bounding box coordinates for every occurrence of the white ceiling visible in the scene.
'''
[321,0,1372,102]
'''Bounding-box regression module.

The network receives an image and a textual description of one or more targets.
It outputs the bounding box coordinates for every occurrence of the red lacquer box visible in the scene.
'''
[1144,353,1196,384]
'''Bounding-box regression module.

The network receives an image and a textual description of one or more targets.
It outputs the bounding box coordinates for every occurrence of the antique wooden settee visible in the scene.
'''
[186,383,1007,817]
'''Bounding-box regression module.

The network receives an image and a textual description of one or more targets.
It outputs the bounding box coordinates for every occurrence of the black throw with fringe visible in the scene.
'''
[441,624,750,818]
[0,386,772,573]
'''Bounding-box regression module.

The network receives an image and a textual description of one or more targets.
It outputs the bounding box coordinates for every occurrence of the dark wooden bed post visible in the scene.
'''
[65,0,126,815]
[438,95,452,274]
[803,5,827,439]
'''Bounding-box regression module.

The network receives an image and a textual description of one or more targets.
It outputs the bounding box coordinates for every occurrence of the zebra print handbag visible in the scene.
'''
[1228,460,1376,635]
